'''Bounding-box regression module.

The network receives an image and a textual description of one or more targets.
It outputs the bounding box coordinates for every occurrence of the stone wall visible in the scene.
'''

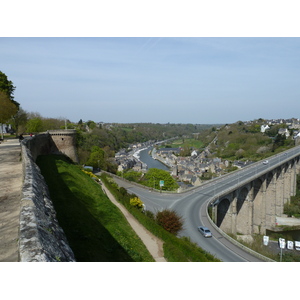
[48,130,79,163]
[19,134,76,262]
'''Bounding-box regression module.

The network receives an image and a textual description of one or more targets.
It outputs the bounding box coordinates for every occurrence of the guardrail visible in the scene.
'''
[205,200,275,262]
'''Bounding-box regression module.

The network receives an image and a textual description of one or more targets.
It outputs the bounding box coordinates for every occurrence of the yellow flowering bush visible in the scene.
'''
[82,170,99,181]
[130,197,144,209]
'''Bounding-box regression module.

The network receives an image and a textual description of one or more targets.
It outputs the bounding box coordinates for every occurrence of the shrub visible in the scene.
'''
[130,197,144,209]
[156,209,184,235]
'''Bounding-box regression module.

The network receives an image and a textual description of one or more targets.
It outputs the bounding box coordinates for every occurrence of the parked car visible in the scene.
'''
[263,160,269,165]
[198,226,212,238]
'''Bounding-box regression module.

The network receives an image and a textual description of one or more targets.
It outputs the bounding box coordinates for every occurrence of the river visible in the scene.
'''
[137,147,169,171]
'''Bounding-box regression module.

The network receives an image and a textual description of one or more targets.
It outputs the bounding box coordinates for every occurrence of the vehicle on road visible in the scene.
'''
[198,226,212,238]
[263,160,269,165]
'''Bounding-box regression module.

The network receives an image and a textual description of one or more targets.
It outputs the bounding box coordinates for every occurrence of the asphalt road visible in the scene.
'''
[113,145,300,262]
[114,178,262,261]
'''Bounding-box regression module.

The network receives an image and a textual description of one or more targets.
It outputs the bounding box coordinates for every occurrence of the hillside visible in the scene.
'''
[197,120,295,161]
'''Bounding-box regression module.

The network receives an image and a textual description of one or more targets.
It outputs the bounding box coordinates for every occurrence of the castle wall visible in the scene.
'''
[19,132,78,261]
[47,130,79,163]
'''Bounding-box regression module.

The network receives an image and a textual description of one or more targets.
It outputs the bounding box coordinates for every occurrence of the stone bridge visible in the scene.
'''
[210,146,300,236]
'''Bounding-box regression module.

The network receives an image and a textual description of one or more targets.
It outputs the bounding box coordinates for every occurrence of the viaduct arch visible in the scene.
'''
[212,155,300,236]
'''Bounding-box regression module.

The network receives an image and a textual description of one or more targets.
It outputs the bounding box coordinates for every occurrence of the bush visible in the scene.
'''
[130,196,144,209]
[156,209,184,235]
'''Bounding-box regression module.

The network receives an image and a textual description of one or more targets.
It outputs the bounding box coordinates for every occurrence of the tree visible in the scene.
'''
[144,168,179,191]
[10,107,28,136]
[86,146,107,170]
[26,117,43,133]
[155,209,184,235]
[123,170,142,182]
[0,91,18,139]
[0,71,19,107]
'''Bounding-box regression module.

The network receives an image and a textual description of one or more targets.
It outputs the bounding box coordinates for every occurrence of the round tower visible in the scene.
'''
[48,129,79,163]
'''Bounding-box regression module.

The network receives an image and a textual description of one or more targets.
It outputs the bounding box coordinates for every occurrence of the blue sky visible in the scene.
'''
[1,37,300,124]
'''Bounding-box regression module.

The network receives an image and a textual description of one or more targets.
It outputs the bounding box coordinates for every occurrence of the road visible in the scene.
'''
[113,145,300,262]
[114,178,262,261]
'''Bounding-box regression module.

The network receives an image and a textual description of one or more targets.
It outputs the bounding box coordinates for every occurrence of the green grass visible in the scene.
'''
[36,154,154,262]
[168,138,204,149]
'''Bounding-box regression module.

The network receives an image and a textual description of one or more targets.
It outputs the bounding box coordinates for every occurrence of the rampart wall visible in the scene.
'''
[19,132,77,262]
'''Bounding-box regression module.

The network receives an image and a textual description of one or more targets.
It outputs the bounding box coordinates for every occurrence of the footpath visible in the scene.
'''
[0,138,22,262]
[100,181,166,262]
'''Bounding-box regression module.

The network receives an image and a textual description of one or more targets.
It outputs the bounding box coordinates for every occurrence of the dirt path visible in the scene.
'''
[0,139,22,262]
[100,181,166,262]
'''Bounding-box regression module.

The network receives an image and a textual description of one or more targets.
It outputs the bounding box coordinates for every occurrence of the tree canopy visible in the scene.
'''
[143,168,179,191]
[0,71,19,107]
[86,146,107,170]
[0,91,18,123]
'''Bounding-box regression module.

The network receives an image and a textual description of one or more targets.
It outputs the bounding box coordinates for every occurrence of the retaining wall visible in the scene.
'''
[19,135,76,261]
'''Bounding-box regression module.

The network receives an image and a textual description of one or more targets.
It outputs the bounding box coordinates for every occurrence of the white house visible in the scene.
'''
[261,124,270,133]
[278,128,290,137]
[191,150,198,157]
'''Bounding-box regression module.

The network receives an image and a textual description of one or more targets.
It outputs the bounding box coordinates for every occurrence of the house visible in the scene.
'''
[278,128,290,137]
[261,125,270,133]
[293,131,300,139]
[191,150,198,157]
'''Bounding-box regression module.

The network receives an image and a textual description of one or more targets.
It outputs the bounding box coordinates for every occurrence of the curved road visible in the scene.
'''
[113,145,300,262]
[114,178,262,261]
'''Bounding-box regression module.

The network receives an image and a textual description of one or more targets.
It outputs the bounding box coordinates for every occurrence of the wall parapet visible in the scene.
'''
[19,136,76,262]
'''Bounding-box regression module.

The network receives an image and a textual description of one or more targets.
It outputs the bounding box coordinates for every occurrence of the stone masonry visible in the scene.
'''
[19,133,77,261]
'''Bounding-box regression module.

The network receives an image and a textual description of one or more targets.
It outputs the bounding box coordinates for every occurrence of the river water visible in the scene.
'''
[138,147,169,171]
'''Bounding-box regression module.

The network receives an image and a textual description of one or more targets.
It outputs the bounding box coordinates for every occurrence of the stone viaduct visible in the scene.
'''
[210,148,300,236]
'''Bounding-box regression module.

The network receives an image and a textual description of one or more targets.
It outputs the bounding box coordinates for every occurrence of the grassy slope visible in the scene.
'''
[100,174,221,262]
[36,154,154,262]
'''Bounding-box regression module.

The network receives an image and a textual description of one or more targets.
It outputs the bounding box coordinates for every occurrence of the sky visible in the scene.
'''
[1,37,300,124]
[1,1,300,293]
[1,2,300,125]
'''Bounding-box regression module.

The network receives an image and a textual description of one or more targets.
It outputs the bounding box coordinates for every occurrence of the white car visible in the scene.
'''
[198,226,212,238]
[263,160,269,165]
